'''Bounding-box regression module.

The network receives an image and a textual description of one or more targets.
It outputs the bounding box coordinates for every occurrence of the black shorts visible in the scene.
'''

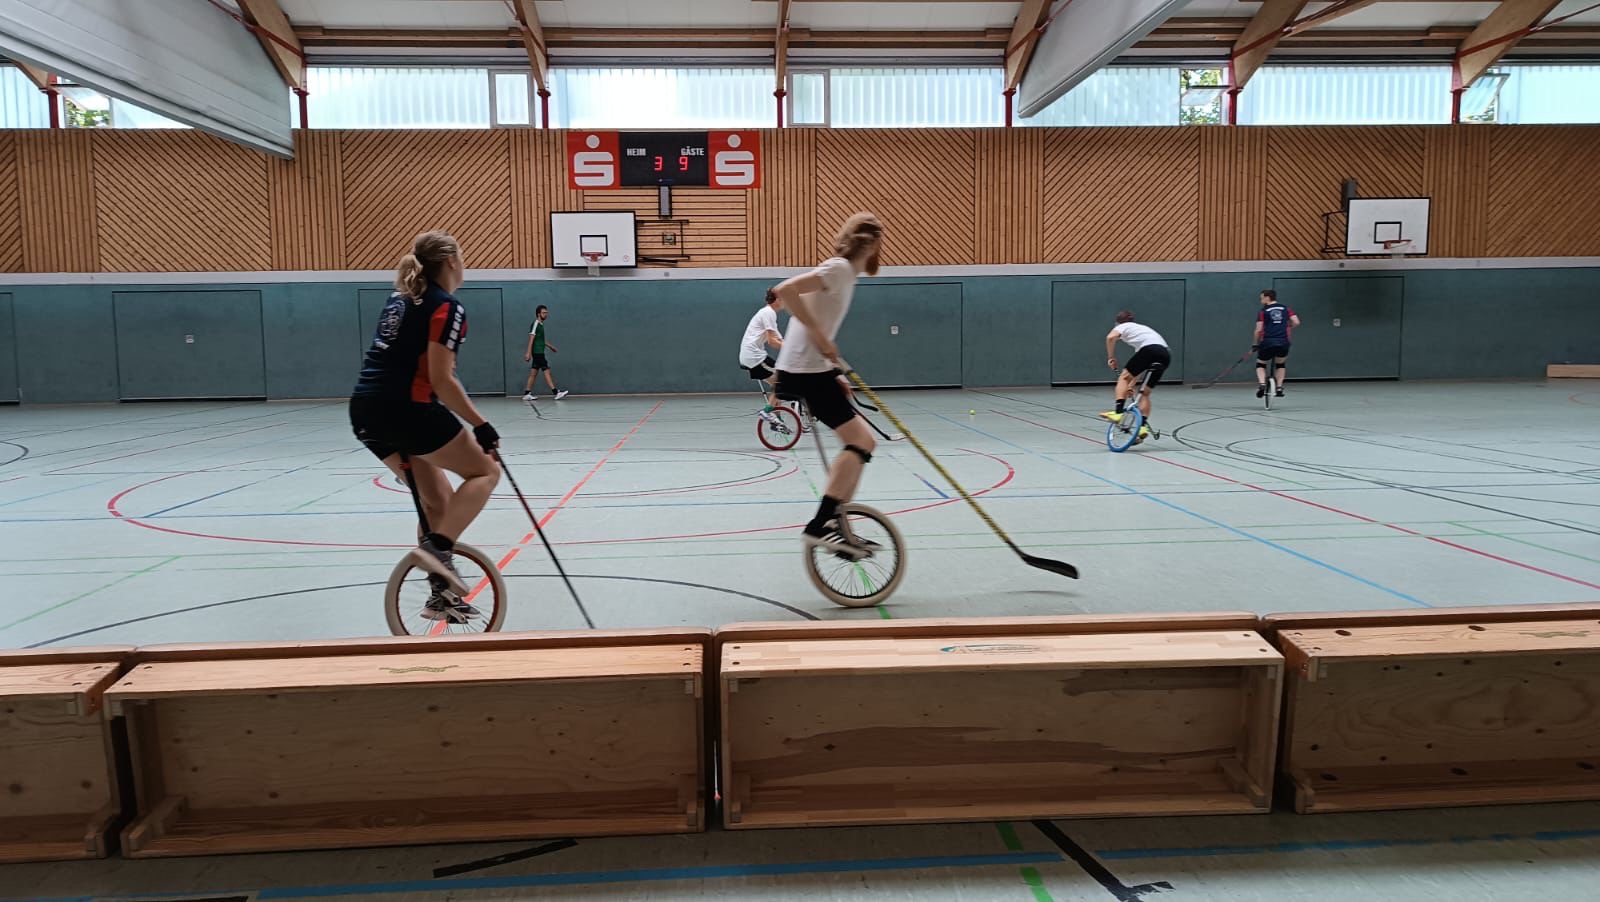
[1125,345,1171,387]
[1257,345,1290,362]
[349,396,463,461]
[775,370,856,430]
[530,354,550,371]
[745,357,776,380]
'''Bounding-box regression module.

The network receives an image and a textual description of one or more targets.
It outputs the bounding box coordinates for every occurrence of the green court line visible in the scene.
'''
[1450,522,1600,565]
[1020,866,1056,902]
[2,555,180,631]
[996,822,1023,851]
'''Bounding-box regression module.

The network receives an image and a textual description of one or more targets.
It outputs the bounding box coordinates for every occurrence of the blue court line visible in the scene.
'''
[915,473,951,499]
[1094,827,1600,860]
[906,400,1433,608]
[16,851,1064,902]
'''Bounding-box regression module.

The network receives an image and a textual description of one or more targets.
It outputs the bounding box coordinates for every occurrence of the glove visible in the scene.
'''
[1250,344,1259,352]
[472,421,500,454]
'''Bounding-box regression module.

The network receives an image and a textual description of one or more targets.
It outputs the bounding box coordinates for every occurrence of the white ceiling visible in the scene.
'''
[1173,0,1600,30]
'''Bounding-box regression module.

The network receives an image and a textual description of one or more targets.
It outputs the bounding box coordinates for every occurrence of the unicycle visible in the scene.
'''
[384,454,507,636]
[1106,367,1163,453]
[1261,356,1278,410]
[797,400,906,607]
[756,389,804,451]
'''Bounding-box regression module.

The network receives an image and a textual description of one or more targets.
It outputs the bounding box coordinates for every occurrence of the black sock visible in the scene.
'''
[1114,399,1126,413]
[806,496,843,535]
[424,532,455,553]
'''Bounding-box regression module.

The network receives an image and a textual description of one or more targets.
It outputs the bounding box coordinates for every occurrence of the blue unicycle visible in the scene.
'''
[1105,367,1161,453]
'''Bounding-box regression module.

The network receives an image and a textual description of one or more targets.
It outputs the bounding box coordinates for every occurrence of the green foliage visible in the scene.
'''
[1180,68,1224,125]
[64,98,109,128]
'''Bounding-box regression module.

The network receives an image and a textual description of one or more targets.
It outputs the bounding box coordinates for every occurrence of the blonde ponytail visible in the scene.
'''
[393,230,461,299]
[833,212,883,275]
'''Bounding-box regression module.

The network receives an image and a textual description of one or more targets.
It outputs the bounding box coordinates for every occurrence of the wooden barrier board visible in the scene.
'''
[1267,605,1600,812]
[0,647,130,863]
[718,615,1280,829]
[1548,364,1600,378]
[109,630,709,857]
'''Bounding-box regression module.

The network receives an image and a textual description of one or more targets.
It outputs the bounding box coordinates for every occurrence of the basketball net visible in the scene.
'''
[583,252,603,277]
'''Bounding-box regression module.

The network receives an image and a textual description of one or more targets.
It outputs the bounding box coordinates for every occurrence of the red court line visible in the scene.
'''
[52,422,289,474]
[107,471,406,549]
[992,409,1600,592]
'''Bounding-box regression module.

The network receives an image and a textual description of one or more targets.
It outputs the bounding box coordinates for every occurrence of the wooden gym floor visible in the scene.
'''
[4,381,1600,900]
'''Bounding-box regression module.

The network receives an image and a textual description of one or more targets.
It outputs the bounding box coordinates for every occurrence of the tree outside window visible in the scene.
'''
[1180,68,1225,125]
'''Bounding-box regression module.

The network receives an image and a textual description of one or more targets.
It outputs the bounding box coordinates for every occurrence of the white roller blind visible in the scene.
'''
[1017,0,1189,119]
[0,0,291,156]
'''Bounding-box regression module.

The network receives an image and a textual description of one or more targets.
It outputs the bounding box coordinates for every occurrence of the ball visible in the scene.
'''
[968,409,976,415]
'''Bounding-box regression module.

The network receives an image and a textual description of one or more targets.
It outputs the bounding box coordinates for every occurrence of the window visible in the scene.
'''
[788,71,827,126]
[1496,64,1600,124]
[0,65,51,128]
[492,70,533,126]
[545,68,772,129]
[829,67,1003,128]
[299,67,491,129]
[1021,67,1185,127]
[1236,65,1452,125]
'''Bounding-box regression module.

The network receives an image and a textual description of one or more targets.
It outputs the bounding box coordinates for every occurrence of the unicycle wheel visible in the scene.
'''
[757,404,803,451]
[804,503,907,608]
[384,541,508,636]
[1106,408,1144,453]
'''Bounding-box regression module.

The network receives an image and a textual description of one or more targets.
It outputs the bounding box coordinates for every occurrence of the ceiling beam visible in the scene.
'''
[776,0,792,93]
[1003,0,1053,94]
[1230,0,1384,93]
[233,0,306,91]
[12,61,52,92]
[1455,0,1565,89]
[508,0,550,90]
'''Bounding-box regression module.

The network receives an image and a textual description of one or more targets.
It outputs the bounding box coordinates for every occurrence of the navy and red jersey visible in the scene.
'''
[352,284,467,403]
[1258,302,1295,347]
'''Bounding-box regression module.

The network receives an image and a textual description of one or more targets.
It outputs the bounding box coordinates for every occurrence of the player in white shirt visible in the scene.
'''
[738,289,785,420]
[771,212,883,559]
[1099,310,1171,442]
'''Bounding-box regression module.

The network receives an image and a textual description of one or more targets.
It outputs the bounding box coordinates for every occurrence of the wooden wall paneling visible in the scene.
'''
[1042,128,1199,263]
[974,129,1042,264]
[587,188,748,267]
[747,129,815,266]
[341,131,515,270]
[1487,127,1600,258]
[17,131,98,272]
[509,130,581,268]
[0,133,19,272]
[1420,126,1489,258]
[815,129,977,266]
[1263,127,1426,260]
[93,132,271,272]
[1198,127,1267,261]
[270,131,344,270]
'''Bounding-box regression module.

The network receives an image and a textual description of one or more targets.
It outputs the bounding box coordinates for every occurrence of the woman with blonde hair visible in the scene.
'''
[770,212,883,558]
[349,230,501,623]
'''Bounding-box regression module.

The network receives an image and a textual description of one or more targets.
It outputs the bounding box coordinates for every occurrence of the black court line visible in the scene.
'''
[1032,820,1172,902]
[434,838,578,878]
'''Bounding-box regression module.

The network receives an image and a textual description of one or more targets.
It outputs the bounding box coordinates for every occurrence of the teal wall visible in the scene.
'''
[1,265,1596,402]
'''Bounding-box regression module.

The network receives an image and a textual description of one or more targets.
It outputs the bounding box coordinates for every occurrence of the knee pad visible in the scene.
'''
[844,444,873,464]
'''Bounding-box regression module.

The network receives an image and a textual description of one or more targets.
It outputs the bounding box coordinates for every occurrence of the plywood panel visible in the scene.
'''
[16,130,98,272]
[816,130,977,266]
[1042,128,1199,263]
[1487,127,1600,258]
[341,131,514,270]
[1263,127,1426,260]
[270,131,344,270]
[0,133,19,273]
[975,128,1042,264]
[1422,126,1489,258]
[586,188,748,267]
[1198,127,1267,261]
[747,129,814,266]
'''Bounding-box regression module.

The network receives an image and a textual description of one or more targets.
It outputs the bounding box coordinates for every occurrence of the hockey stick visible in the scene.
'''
[494,451,593,628]
[841,369,1079,580]
[1191,349,1256,389]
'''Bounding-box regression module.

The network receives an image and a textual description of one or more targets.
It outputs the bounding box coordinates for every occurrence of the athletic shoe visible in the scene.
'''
[758,410,779,425]
[1256,385,1266,398]
[422,592,482,623]
[803,524,871,561]
[408,538,469,596]
[522,392,534,401]
[1099,410,1123,423]
[554,390,570,400]
[1274,387,1284,398]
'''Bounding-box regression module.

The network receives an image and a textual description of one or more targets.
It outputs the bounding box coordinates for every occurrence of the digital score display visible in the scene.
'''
[619,132,710,186]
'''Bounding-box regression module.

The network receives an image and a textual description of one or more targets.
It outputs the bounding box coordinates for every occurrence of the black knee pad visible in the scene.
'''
[844,444,873,464]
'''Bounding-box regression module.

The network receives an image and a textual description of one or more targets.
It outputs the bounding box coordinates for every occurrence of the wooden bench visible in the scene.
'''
[108,629,710,857]
[0,646,130,863]
[716,614,1281,829]
[1266,604,1600,813]
[1548,364,1600,378]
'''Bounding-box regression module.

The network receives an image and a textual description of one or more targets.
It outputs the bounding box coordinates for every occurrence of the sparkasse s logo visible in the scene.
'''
[567,132,619,189]
[710,131,761,189]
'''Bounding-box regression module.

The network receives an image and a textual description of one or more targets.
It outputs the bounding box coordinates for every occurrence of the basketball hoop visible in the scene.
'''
[583,252,603,277]
[1381,239,1413,259]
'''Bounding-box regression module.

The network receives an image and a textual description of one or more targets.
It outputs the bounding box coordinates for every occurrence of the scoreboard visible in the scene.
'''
[567,131,761,190]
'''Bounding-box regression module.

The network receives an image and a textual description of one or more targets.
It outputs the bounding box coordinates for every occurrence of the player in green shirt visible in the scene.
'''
[522,305,569,401]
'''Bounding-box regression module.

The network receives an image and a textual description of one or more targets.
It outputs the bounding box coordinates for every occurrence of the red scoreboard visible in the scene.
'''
[567,131,761,190]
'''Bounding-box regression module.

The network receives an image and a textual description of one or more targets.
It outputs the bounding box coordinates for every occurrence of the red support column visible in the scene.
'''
[1450,65,1463,124]
[539,88,551,129]
[775,88,787,128]
[1003,88,1014,128]
[44,73,61,128]
[1225,59,1239,126]
[294,87,309,128]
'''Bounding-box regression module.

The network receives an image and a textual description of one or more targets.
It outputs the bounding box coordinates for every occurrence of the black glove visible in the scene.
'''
[1250,344,1260,352]
[473,421,500,454]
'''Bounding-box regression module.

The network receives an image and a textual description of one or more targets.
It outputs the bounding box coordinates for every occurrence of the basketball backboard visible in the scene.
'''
[1343,197,1430,255]
[550,211,637,269]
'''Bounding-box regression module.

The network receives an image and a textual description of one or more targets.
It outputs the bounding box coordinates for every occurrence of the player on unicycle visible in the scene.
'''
[349,231,502,624]
[1099,310,1171,445]
[771,213,884,559]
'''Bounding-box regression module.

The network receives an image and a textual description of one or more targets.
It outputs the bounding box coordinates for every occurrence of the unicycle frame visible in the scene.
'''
[387,453,507,635]
[1107,366,1162,452]
[1261,356,1278,409]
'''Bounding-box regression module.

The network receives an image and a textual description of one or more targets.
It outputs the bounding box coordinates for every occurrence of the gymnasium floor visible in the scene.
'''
[4,380,1600,900]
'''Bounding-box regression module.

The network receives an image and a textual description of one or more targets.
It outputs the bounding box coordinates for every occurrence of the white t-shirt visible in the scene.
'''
[776,257,858,374]
[1113,322,1166,351]
[739,305,779,367]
